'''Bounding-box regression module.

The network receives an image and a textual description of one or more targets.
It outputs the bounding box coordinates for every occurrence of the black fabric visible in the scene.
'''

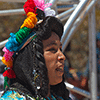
[12,40,36,96]
[36,16,63,40]
[10,82,34,98]
[50,81,69,100]
[36,8,45,20]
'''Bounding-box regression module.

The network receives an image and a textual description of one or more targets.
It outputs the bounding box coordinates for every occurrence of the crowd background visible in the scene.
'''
[0,1,100,99]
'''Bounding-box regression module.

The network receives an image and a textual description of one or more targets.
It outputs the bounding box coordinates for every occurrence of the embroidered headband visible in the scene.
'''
[1,0,55,89]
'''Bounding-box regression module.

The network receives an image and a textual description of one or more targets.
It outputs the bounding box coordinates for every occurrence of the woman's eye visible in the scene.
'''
[48,48,57,52]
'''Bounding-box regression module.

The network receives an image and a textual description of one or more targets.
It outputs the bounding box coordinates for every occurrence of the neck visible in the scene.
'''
[47,85,50,97]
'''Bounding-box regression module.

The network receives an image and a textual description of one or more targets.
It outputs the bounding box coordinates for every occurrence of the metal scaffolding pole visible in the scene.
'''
[88,5,97,100]
[49,0,57,8]
[49,0,58,14]
[62,0,97,52]
[61,0,89,44]
[64,82,90,98]
[56,6,75,19]
[0,56,2,60]
[0,9,24,16]
[0,0,26,2]
[0,39,8,48]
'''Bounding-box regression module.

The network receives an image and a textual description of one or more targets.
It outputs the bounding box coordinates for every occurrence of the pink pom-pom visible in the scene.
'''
[3,47,14,61]
[33,0,52,11]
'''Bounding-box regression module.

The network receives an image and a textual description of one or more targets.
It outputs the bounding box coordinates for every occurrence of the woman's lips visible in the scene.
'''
[56,65,64,72]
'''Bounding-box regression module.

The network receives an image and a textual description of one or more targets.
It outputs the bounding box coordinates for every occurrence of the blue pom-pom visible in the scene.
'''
[5,33,19,51]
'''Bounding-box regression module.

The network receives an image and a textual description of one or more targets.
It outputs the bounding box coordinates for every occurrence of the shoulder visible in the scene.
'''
[0,90,36,100]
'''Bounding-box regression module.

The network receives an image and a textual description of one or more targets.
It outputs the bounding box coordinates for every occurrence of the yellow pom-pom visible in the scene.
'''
[2,57,13,67]
[20,12,37,29]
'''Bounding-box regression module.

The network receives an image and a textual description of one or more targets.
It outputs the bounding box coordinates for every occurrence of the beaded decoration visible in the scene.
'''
[1,0,55,89]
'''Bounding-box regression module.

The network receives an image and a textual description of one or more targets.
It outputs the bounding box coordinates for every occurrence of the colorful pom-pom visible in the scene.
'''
[5,33,19,52]
[24,0,36,14]
[2,57,13,67]
[15,27,31,44]
[33,0,52,11]
[3,69,16,79]
[44,7,55,17]
[3,47,14,61]
[20,12,37,29]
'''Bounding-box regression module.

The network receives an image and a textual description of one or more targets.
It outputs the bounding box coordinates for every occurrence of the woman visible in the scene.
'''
[0,0,71,99]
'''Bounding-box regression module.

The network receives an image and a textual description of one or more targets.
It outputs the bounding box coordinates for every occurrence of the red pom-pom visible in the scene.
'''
[3,69,16,79]
[24,0,37,14]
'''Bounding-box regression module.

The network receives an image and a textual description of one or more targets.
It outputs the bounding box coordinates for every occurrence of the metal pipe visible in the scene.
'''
[0,91,4,97]
[0,9,24,16]
[64,82,91,98]
[56,7,75,19]
[60,14,71,22]
[88,6,97,100]
[0,56,2,60]
[62,0,97,52]
[49,0,58,15]
[0,0,26,2]
[61,0,89,44]
[0,39,8,49]
[54,6,58,15]
[49,0,57,8]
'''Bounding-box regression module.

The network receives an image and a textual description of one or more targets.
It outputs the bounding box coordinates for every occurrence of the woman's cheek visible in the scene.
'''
[44,52,51,65]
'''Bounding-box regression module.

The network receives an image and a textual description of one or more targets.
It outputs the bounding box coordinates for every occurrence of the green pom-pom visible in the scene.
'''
[15,27,31,44]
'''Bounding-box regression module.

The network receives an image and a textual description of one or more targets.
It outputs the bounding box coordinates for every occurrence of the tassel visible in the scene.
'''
[2,57,13,67]
[3,69,16,79]
[4,76,9,89]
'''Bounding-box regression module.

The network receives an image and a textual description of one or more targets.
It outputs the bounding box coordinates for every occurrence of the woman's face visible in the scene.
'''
[43,32,65,85]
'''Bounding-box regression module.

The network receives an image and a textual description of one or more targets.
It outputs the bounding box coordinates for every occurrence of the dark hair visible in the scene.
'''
[10,16,69,99]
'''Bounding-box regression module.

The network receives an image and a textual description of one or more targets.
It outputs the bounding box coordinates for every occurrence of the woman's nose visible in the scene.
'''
[58,49,65,61]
